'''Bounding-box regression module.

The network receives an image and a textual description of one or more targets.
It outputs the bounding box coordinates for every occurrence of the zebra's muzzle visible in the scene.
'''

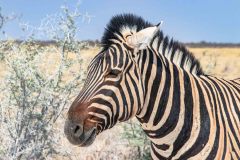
[64,120,97,147]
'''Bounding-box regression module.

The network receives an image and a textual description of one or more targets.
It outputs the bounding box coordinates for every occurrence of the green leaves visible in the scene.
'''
[122,120,151,160]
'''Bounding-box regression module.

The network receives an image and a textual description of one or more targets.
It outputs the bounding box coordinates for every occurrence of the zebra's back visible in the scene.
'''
[197,75,240,159]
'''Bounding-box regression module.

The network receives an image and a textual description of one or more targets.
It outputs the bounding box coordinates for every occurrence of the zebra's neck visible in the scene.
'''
[136,35,200,117]
[135,37,201,158]
[150,33,202,75]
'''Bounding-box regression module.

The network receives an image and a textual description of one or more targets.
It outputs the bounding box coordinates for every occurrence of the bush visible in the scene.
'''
[0,4,88,159]
[122,120,151,160]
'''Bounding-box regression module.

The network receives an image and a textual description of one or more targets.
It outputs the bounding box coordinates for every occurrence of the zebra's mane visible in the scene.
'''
[101,14,203,75]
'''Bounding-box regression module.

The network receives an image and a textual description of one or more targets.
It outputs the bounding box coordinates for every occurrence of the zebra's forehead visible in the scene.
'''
[89,52,105,67]
[90,48,118,65]
[120,25,137,37]
[101,14,152,51]
[88,50,115,71]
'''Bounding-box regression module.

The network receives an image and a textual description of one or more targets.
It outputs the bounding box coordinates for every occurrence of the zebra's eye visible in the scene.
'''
[107,69,121,78]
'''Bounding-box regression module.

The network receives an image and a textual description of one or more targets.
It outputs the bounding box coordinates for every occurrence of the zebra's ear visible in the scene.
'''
[126,21,163,50]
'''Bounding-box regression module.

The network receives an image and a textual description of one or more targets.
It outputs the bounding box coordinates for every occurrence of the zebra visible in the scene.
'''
[64,14,240,159]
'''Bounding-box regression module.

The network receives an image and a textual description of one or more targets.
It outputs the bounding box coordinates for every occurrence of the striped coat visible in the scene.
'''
[64,14,240,159]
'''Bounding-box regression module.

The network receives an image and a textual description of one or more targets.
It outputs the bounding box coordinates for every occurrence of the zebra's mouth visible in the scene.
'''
[78,128,97,147]
[64,120,97,147]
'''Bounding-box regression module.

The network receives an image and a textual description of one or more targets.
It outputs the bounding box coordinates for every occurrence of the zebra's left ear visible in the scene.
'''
[126,21,163,50]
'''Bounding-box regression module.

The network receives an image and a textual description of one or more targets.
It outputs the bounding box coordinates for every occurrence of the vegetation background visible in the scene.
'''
[0,2,239,160]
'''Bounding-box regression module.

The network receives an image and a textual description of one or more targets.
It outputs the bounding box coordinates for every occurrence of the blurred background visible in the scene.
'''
[0,0,239,160]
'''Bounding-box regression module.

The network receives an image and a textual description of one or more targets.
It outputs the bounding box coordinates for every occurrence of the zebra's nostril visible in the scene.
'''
[74,125,80,134]
[73,124,82,137]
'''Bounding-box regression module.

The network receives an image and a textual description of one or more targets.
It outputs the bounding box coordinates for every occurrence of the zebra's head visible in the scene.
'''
[64,14,161,146]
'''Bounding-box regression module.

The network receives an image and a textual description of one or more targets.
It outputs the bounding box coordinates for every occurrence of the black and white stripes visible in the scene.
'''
[65,14,240,159]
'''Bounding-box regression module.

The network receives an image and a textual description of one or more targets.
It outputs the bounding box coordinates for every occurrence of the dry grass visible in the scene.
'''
[188,47,240,79]
[73,48,240,79]
[0,46,239,160]
[77,47,240,79]
[1,47,239,82]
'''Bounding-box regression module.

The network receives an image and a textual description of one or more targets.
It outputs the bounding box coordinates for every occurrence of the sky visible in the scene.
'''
[0,0,240,43]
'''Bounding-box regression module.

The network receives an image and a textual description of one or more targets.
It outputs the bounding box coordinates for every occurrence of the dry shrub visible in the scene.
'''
[0,4,87,159]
